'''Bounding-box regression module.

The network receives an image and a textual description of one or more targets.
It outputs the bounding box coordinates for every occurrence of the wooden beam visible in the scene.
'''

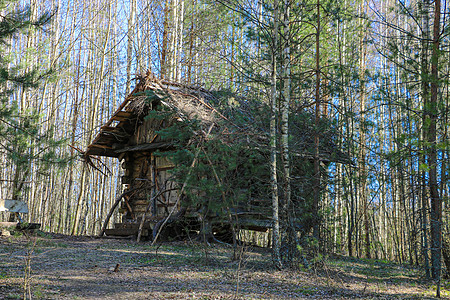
[100,132,130,143]
[85,148,118,158]
[157,202,176,208]
[111,111,134,122]
[115,142,173,153]
[111,116,129,122]
[100,126,118,131]
[88,144,112,149]
[115,111,133,118]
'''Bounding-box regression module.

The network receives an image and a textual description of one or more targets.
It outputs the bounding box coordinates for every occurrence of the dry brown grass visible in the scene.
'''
[0,233,442,299]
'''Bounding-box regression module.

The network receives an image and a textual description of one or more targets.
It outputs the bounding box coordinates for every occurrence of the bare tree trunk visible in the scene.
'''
[429,0,441,287]
[126,0,136,94]
[271,0,281,270]
[161,0,170,79]
[357,4,370,258]
[71,165,86,235]
[313,0,321,240]
[169,0,179,80]
[281,0,293,263]
[420,0,432,278]
[176,0,184,82]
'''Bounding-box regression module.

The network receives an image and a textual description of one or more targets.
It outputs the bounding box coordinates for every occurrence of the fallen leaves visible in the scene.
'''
[0,235,435,299]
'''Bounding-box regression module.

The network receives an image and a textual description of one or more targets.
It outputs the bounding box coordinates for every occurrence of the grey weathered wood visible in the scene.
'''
[0,200,28,213]
[114,141,173,153]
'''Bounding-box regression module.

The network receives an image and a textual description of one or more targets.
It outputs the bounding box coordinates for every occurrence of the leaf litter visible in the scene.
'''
[0,234,440,299]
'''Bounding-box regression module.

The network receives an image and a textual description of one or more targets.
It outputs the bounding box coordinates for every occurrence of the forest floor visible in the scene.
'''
[0,231,445,299]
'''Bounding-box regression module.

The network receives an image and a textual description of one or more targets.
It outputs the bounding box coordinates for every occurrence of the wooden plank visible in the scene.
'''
[133,206,150,213]
[133,200,149,206]
[111,111,134,122]
[85,148,118,157]
[154,172,169,206]
[157,202,176,208]
[114,222,152,230]
[105,228,149,237]
[100,133,130,142]
[111,116,128,122]
[155,156,175,169]
[88,144,113,150]
[115,111,133,118]
[115,142,173,153]
[100,130,130,137]
[100,126,118,131]
[155,166,175,171]
[103,94,134,128]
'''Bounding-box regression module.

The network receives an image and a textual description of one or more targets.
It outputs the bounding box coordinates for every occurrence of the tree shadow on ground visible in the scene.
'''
[0,236,439,299]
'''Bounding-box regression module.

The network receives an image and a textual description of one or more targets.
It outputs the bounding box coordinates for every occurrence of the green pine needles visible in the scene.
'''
[0,1,69,200]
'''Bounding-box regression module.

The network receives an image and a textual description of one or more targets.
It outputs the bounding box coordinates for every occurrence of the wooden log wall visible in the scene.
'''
[119,149,177,223]
[130,117,169,146]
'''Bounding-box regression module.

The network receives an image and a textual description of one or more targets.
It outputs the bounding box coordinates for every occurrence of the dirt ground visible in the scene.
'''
[0,232,443,299]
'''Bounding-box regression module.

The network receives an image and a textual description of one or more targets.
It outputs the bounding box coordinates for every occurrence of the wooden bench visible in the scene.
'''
[0,200,40,233]
[0,199,29,214]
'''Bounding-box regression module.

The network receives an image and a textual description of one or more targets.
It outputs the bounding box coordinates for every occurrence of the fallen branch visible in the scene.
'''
[99,186,152,237]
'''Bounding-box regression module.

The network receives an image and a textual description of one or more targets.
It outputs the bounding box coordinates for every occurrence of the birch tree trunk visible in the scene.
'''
[176,0,184,82]
[281,0,293,263]
[271,0,281,270]
[358,3,370,258]
[161,0,170,79]
[126,0,136,95]
[169,0,179,80]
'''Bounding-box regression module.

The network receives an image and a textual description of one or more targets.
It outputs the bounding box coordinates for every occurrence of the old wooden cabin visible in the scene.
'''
[84,72,346,241]
[85,73,239,239]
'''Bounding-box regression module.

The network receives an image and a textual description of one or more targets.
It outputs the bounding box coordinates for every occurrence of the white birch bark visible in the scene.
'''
[176,0,184,82]
[281,0,292,262]
[271,0,281,269]
[126,0,136,95]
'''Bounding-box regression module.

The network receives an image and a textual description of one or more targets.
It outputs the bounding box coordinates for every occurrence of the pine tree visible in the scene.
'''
[0,1,67,217]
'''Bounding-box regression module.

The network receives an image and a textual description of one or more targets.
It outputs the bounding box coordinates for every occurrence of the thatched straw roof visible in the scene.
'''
[85,72,221,158]
[84,71,349,165]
